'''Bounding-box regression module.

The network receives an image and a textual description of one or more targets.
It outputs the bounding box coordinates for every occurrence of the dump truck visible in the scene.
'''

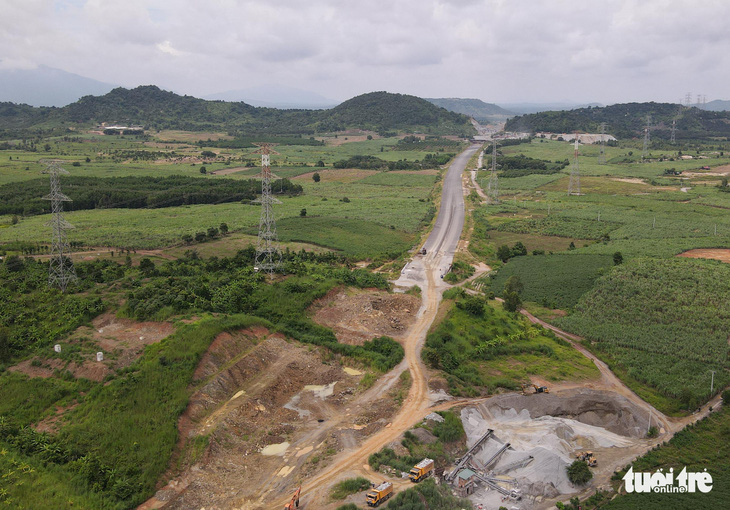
[409,458,434,482]
[366,481,393,507]
[283,486,300,509]
[575,451,597,467]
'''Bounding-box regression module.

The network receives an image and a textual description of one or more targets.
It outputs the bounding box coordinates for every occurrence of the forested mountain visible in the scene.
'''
[504,102,730,139]
[426,97,515,122]
[0,87,475,136]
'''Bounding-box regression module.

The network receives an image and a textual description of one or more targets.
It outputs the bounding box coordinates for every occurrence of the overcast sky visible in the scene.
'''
[2,0,729,104]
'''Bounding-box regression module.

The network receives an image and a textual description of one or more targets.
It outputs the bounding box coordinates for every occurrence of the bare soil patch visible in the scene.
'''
[610,177,647,184]
[311,288,420,345]
[292,168,378,183]
[316,131,378,146]
[154,130,234,142]
[678,248,730,263]
[9,313,175,382]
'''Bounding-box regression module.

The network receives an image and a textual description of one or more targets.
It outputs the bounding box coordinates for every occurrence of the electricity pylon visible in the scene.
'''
[641,115,651,162]
[568,138,581,195]
[252,143,282,275]
[41,159,77,292]
[487,139,499,204]
[598,123,607,165]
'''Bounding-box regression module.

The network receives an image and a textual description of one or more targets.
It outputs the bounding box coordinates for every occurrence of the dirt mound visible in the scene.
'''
[311,288,420,345]
[484,388,650,438]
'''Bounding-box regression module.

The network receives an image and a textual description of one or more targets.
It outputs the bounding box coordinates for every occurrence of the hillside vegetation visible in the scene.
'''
[556,258,730,413]
[0,87,475,136]
[505,102,730,139]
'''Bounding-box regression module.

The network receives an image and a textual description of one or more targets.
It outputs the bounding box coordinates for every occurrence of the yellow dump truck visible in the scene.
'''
[409,458,435,482]
[366,481,393,507]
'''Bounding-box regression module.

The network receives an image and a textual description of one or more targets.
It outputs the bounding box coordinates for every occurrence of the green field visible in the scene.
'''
[0,134,450,259]
[421,291,598,396]
[477,137,730,412]
[490,254,614,309]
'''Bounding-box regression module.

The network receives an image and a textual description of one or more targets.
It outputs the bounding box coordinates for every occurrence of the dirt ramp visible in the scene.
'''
[485,388,650,438]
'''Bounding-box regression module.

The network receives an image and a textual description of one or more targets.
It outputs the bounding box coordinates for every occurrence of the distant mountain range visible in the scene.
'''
[0,65,116,107]
[703,100,730,112]
[204,84,336,109]
[425,98,515,122]
[504,102,730,139]
[0,86,475,136]
[499,102,605,115]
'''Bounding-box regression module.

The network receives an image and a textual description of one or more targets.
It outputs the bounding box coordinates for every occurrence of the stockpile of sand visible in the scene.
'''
[461,389,646,499]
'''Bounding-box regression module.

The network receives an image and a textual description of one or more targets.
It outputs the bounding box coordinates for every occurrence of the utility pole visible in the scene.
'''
[487,138,499,204]
[641,115,651,162]
[710,370,716,393]
[598,122,607,165]
[252,143,282,275]
[41,159,77,292]
[568,137,581,195]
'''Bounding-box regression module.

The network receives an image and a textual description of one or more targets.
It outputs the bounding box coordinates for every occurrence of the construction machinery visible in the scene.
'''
[521,383,549,395]
[283,486,300,509]
[575,451,597,467]
[409,458,434,482]
[366,481,393,507]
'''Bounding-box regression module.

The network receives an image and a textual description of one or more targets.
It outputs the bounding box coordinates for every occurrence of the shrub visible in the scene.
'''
[330,477,371,500]
[567,460,593,485]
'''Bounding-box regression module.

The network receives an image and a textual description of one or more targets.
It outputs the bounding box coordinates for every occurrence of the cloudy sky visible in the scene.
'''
[2,0,729,104]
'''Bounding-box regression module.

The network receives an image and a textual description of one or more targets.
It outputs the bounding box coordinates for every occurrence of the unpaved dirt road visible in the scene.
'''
[269,144,483,508]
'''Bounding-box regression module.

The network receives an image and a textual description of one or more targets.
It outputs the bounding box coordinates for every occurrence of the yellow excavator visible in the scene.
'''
[521,383,549,395]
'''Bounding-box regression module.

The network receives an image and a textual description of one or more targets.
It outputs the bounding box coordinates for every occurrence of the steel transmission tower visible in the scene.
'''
[598,123,607,165]
[41,160,77,292]
[641,115,651,162]
[670,103,682,144]
[252,143,282,275]
[487,139,499,203]
[568,138,581,195]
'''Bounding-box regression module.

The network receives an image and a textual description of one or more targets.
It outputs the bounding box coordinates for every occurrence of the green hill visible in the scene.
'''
[504,102,730,139]
[0,87,475,136]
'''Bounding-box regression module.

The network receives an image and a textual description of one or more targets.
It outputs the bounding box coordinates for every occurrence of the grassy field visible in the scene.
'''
[0,133,448,259]
[490,254,614,309]
[422,291,598,397]
[475,137,730,412]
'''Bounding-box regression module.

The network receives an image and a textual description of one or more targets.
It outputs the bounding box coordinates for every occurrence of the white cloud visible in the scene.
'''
[0,0,729,103]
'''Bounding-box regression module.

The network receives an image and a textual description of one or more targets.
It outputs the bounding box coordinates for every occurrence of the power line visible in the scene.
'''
[487,138,499,204]
[568,137,581,195]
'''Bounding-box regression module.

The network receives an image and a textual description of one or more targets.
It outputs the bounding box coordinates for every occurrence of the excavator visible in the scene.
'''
[575,451,597,467]
[521,383,549,395]
[284,487,301,509]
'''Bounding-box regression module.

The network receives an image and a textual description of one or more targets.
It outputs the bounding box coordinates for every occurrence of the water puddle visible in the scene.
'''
[261,441,290,456]
[343,367,363,376]
[283,382,337,418]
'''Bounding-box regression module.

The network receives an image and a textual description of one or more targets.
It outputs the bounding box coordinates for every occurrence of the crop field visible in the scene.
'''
[490,254,613,309]
[555,258,730,413]
[479,137,730,411]
[0,133,448,259]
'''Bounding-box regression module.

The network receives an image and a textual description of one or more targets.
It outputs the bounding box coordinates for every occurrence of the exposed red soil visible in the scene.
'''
[677,248,730,263]
[311,288,420,345]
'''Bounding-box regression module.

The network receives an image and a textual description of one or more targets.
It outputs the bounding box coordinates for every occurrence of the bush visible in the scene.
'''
[567,460,593,485]
[432,411,464,443]
[330,477,371,500]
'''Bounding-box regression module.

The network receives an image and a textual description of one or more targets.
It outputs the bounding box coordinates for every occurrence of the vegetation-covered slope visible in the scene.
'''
[0,87,475,136]
[556,258,730,412]
[505,102,730,139]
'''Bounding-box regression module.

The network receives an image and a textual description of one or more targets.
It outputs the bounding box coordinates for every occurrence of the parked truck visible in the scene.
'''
[409,458,435,482]
[366,481,393,507]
